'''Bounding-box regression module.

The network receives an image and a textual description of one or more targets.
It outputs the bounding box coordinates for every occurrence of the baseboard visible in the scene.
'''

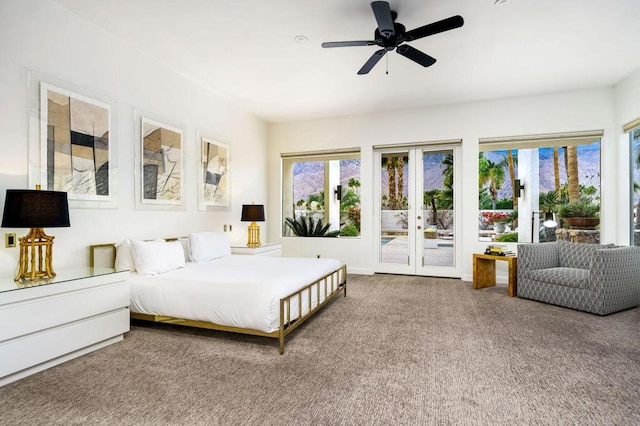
[345,268,373,275]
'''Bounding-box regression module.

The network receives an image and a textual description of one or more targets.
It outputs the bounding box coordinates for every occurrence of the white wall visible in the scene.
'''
[613,68,640,243]
[0,0,268,275]
[268,88,620,279]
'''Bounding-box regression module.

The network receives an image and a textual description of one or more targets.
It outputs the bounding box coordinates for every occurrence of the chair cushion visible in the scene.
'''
[525,267,590,289]
[557,241,612,270]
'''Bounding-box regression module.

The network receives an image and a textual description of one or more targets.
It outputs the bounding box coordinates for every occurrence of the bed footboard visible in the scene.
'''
[279,264,347,355]
[90,242,347,355]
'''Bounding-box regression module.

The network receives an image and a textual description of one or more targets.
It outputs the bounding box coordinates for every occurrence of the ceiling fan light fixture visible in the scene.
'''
[321,1,463,75]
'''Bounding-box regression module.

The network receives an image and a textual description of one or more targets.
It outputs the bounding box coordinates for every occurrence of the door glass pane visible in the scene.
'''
[380,152,409,264]
[422,150,454,267]
[632,128,640,245]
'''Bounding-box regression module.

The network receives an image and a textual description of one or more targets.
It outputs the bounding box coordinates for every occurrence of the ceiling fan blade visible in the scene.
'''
[321,40,377,48]
[396,45,436,67]
[404,15,464,41]
[371,1,395,38]
[358,49,386,75]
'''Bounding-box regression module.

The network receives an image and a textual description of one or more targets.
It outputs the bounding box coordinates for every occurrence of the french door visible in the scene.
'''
[374,145,460,277]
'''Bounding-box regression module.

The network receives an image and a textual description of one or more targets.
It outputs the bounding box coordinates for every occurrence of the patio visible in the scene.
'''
[380,235,454,267]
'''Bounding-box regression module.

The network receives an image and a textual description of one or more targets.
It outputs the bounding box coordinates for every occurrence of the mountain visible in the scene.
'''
[292,160,360,203]
[291,145,601,203]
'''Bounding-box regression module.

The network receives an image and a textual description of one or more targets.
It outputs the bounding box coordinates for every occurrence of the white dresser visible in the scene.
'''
[231,243,282,257]
[0,268,130,386]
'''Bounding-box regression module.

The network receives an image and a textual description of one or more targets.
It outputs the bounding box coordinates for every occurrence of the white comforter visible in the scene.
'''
[129,255,343,333]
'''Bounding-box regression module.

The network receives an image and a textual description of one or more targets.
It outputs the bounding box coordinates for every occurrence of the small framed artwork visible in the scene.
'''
[139,116,184,206]
[199,136,229,209]
[38,81,114,205]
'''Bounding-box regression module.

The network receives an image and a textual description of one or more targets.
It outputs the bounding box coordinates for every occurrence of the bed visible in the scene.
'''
[89,232,347,354]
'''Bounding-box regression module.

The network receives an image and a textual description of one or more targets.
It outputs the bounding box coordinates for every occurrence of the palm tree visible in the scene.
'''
[506,150,517,211]
[348,177,360,196]
[479,154,506,210]
[381,155,397,210]
[553,147,561,191]
[396,155,408,210]
[423,189,441,225]
[440,154,454,209]
[339,189,360,211]
[566,146,580,203]
[306,191,325,210]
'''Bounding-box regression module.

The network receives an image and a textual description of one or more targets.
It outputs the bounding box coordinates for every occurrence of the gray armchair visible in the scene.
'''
[517,241,640,315]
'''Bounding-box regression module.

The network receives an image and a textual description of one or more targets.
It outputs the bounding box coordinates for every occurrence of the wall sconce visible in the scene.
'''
[514,179,525,198]
[334,185,343,201]
[1,187,70,281]
[530,211,557,242]
[241,203,265,248]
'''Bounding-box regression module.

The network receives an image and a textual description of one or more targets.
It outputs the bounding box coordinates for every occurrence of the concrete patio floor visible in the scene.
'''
[380,236,454,267]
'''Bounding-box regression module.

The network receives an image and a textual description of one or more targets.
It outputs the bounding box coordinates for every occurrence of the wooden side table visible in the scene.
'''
[472,253,517,297]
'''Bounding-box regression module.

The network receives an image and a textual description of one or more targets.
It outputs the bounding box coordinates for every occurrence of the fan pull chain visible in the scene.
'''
[386,53,389,75]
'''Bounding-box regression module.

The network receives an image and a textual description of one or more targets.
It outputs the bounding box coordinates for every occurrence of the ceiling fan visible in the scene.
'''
[321,1,464,75]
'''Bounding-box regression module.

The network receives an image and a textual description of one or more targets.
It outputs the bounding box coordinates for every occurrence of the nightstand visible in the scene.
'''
[231,243,282,257]
[0,268,130,386]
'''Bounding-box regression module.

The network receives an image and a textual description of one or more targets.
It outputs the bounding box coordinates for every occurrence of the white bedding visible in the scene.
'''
[129,255,343,333]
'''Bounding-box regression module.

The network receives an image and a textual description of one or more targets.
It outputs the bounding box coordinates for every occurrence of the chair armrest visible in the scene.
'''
[589,246,640,313]
[590,246,640,290]
[517,242,560,276]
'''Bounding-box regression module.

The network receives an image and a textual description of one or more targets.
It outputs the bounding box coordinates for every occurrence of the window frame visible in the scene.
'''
[478,131,602,243]
[281,149,361,238]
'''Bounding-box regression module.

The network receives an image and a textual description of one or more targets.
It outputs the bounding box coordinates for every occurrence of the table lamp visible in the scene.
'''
[241,204,265,248]
[1,187,70,281]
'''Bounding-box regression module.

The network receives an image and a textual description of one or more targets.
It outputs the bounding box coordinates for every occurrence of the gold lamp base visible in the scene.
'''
[16,227,56,281]
[246,222,262,248]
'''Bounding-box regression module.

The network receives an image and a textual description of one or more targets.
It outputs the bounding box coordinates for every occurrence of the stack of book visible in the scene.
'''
[484,244,515,256]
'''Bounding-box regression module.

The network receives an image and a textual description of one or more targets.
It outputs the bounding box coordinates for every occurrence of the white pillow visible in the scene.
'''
[115,239,136,272]
[132,240,186,275]
[188,232,231,263]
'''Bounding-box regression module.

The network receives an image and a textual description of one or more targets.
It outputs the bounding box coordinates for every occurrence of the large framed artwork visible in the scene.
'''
[28,70,118,208]
[199,135,229,209]
[139,117,183,207]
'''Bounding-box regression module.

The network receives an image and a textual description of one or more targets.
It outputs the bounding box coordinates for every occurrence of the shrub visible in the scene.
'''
[339,225,359,237]
[284,216,339,237]
[558,201,599,218]
[495,233,519,243]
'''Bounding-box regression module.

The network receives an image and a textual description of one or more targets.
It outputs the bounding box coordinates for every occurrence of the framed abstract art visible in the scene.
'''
[198,136,229,209]
[38,82,114,204]
[139,116,183,206]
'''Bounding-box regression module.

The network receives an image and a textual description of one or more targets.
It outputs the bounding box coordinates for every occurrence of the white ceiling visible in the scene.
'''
[53,0,640,123]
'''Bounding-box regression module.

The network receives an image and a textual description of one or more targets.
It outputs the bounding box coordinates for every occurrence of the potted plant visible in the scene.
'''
[492,212,512,234]
[558,201,600,229]
[423,225,438,249]
[424,225,438,239]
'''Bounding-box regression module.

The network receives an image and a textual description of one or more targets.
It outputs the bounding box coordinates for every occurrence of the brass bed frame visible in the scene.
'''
[89,242,347,354]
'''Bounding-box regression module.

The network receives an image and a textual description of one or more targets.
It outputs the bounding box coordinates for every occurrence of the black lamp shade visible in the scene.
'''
[1,189,70,228]
[241,204,265,222]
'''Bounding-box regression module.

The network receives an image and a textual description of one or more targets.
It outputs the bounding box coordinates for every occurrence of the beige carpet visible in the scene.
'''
[1,274,639,425]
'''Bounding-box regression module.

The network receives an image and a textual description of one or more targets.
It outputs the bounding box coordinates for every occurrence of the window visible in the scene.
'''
[478,131,602,243]
[282,150,360,237]
[627,119,640,245]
